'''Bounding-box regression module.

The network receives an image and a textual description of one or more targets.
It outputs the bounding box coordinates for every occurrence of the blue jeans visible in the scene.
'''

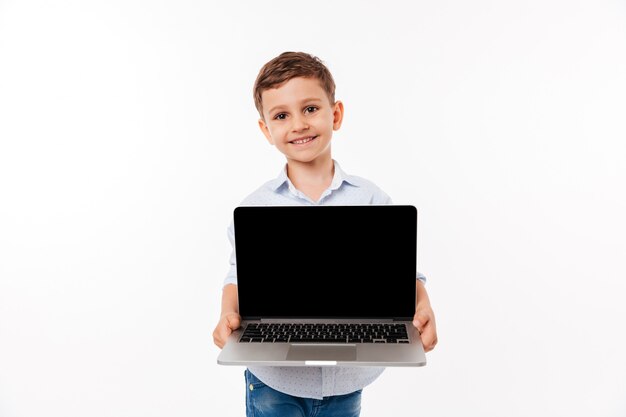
[245,369,362,417]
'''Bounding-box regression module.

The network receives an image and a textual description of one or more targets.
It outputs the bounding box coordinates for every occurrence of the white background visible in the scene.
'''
[1,1,625,416]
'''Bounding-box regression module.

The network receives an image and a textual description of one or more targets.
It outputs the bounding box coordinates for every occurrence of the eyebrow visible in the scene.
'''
[268,98,323,115]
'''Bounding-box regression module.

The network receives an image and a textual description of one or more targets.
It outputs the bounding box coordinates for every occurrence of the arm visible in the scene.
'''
[413,279,438,352]
[212,284,241,349]
[212,219,242,349]
[377,195,436,349]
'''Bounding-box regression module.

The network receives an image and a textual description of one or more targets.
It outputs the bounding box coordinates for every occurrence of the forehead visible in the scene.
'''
[262,77,328,113]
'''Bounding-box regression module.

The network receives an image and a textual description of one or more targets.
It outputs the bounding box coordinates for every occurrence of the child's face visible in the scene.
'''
[258,77,343,165]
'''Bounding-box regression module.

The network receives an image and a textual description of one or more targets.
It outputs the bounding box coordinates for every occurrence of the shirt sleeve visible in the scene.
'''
[372,187,393,205]
[222,219,238,287]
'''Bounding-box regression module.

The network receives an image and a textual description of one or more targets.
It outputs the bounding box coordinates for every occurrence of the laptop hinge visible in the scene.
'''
[255,318,412,323]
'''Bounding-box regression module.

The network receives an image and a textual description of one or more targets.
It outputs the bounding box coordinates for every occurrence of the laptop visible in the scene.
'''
[216,205,426,367]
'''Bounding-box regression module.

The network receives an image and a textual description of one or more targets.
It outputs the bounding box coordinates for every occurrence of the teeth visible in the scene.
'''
[292,136,315,144]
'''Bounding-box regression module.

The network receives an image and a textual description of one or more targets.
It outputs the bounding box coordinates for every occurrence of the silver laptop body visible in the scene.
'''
[217,205,426,367]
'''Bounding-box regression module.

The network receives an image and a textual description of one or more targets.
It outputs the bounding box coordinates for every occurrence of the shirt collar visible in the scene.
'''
[268,160,360,192]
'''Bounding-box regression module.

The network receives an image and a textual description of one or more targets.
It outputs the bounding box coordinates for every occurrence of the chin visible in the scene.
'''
[286,155,320,164]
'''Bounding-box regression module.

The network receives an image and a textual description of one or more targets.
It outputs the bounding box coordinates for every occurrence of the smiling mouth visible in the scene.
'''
[290,135,318,145]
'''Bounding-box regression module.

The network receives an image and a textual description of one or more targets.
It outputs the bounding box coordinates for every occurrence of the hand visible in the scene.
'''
[212,312,241,349]
[413,305,437,352]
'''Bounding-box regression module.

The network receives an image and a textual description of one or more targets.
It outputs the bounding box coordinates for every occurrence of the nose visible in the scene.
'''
[291,113,309,132]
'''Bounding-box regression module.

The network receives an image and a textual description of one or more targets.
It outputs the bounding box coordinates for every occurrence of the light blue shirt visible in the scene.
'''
[222,160,426,399]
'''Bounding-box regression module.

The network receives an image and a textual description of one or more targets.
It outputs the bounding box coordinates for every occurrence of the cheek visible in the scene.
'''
[270,126,286,141]
[324,112,337,128]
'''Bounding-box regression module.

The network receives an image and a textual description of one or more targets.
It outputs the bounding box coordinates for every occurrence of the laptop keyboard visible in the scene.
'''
[239,323,410,344]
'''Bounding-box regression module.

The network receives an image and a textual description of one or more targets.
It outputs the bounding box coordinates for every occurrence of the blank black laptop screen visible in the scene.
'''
[233,205,417,319]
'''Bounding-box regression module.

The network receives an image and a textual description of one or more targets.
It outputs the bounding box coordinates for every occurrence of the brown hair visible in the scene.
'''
[253,51,336,119]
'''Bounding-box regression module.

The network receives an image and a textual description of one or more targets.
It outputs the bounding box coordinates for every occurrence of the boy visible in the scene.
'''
[213,51,437,417]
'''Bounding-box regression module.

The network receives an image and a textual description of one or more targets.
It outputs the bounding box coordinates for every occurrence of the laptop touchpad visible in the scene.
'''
[286,345,357,362]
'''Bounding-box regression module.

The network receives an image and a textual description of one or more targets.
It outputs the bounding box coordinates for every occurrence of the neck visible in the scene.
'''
[286,154,335,192]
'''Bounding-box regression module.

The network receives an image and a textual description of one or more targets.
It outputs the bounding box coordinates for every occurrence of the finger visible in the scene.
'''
[212,326,225,349]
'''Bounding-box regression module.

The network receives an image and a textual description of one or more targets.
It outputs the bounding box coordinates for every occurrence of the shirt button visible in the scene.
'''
[249,384,254,391]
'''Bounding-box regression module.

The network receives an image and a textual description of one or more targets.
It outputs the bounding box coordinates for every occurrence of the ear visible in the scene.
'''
[332,100,344,131]
[258,118,274,145]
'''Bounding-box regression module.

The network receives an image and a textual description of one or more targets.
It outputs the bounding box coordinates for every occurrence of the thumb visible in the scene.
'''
[413,313,428,332]
[225,314,241,330]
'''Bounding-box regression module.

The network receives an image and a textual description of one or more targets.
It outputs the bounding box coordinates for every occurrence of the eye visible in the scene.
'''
[274,113,287,120]
[304,106,318,114]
